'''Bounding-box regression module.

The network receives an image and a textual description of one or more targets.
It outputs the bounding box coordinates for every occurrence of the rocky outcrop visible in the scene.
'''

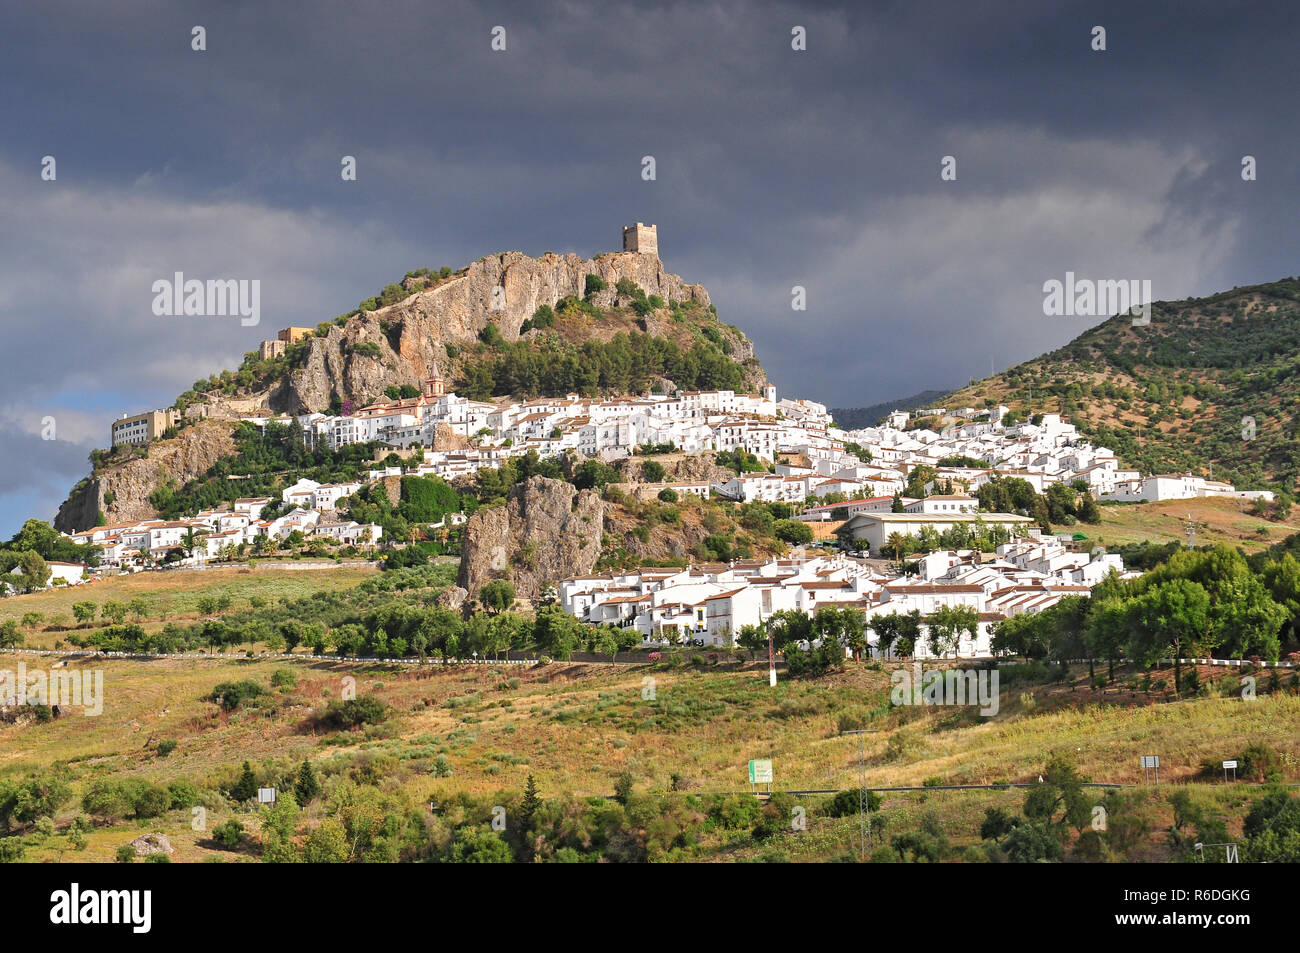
[54,421,238,533]
[437,586,469,611]
[430,422,473,452]
[271,250,734,415]
[616,453,735,486]
[128,833,174,856]
[458,476,603,599]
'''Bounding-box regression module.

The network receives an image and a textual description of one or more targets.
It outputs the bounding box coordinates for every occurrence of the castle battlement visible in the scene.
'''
[622,222,658,257]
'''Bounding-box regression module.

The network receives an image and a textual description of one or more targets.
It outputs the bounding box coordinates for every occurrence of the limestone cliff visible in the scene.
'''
[268,249,760,414]
[457,476,604,599]
[54,421,238,533]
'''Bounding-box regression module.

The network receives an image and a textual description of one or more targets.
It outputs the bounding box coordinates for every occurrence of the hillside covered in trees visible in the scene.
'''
[940,276,1300,492]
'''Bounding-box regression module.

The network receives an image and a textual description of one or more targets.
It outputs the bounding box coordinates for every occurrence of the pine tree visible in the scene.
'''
[519,775,541,831]
[295,760,321,804]
[231,761,258,802]
[518,774,542,861]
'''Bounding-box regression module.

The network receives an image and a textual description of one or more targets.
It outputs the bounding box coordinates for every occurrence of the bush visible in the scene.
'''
[115,844,136,863]
[1240,742,1283,783]
[752,792,797,841]
[774,519,814,545]
[657,488,678,503]
[82,779,171,821]
[156,739,178,758]
[168,780,202,810]
[206,680,266,712]
[319,695,389,730]
[133,784,172,818]
[826,789,882,818]
[81,781,135,822]
[709,795,761,830]
[212,819,244,849]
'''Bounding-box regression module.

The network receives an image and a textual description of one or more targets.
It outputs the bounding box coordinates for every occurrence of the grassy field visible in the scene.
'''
[0,565,379,649]
[1059,496,1300,552]
[2,649,1294,862]
[2,536,1296,863]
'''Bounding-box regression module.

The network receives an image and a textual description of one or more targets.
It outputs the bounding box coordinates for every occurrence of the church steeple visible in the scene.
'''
[424,361,445,398]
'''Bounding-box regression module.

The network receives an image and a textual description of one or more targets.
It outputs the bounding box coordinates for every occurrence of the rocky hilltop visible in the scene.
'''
[458,476,604,599]
[53,235,768,533]
[55,421,237,532]
[267,248,754,415]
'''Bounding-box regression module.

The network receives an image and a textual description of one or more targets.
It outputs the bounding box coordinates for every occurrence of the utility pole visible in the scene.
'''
[840,729,879,860]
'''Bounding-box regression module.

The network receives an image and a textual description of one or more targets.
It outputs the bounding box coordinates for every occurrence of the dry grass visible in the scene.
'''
[1,565,378,648]
[1065,496,1300,552]
[4,651,1293,862]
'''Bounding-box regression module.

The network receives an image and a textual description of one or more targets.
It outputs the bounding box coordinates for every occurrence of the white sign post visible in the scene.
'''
[748,759,773,798]
[257,787,276,804]
[1222,760,1237,782]
[1140,755,1159,785]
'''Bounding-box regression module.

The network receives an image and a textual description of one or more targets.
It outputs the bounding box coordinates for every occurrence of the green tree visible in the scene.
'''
[0,621,22,649]
[231,762,258,802]
[302,818,349,862]
[518,774,542,859]
[180,526,209,559]
[737,623,768,662]
[872,611,922,659]
[925,604,980,659]
[448,828,513,863]
[885,532,909,563]
[17,550,49,592]
[479,579,516,614]
[773,519,814,545]
[533,605,581,659]
[1023,754,1092,839]
[1126,578,1211,695]
[213,819,245,850]
[766,609,812,651]
[295,760,321,804]
[260,790,299,863]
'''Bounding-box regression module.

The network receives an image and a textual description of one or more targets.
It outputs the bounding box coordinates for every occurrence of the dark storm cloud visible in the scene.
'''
[1,0,1297,534]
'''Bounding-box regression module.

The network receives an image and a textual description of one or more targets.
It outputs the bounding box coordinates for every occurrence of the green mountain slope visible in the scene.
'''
[942,276,1300,492]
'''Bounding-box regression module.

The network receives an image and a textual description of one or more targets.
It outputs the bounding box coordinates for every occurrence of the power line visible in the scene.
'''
[840,729,879,860]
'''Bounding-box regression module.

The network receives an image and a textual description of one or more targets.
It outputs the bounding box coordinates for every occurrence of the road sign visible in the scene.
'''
[748,760,773,784]
[1222,760,1238,769]
[257,787,276,804]
[1140,755,1160,785]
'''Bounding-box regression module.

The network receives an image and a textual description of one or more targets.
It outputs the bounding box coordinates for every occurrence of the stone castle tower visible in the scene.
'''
[622,222,658,256]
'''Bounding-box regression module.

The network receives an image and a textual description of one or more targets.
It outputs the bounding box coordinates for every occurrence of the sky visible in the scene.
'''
[1,0,1298,537]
